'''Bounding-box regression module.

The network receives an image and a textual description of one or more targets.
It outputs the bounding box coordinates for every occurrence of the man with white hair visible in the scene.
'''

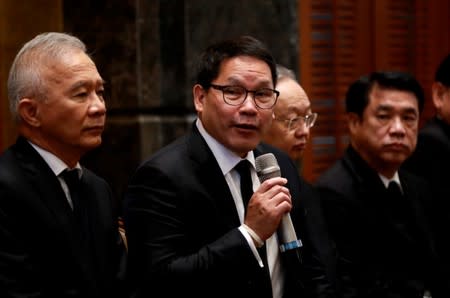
[0,32,125,298]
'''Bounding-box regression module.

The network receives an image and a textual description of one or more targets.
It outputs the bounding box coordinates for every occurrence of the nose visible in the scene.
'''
[240,92,258,111]
[294,123,309,138]
[389,116,406,136]
[88,94,107,116]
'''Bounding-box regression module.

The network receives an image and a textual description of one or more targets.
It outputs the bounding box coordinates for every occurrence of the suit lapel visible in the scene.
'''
[13,138,92,273]
[399,173,434,246]
[344,148,427,246]
[187,125,241,228]
[13,138,74,226]
[430,117,450,149]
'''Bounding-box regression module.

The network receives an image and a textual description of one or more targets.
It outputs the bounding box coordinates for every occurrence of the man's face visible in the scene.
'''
[263,78,313,161]
[350,85,419,177]
[194,55,274,157]
[33,50,106,159]
[432,82,450,124]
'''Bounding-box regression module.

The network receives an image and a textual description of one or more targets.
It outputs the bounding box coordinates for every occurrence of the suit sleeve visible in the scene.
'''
[123,162,260,297]
[315,185,360,298]
[0,184,42,298]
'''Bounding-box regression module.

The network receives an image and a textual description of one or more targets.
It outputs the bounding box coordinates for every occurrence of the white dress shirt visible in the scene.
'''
[29,141,82,209]
[196,119,284,298]
[379,172,403,193]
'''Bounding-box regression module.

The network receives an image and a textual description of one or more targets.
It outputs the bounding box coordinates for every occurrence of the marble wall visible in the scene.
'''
[63,0,299,209]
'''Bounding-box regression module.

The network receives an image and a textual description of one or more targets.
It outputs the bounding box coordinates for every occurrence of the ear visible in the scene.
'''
[347,112,361,135]
[18,98,41,127]
[432,82,446,111]
[193,84,206,113]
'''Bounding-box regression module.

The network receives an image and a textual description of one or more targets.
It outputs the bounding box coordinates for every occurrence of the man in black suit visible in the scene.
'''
[403,53,450,273]
[315,71,448,298]
[0,32,125,298]
[123,36,335,298]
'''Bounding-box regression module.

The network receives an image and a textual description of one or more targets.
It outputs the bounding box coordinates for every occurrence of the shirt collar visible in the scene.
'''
[379,171,401,189]
[28,141,82,178]
[196,118,255,175]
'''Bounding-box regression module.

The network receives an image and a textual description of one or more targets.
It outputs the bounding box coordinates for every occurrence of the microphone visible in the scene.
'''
[255,153,303,253]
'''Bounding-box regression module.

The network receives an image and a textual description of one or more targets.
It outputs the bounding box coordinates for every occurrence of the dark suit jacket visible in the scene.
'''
[403,117,450,268]
[0,137,125,298]
[123,123,335,298]
[315,146,447,298]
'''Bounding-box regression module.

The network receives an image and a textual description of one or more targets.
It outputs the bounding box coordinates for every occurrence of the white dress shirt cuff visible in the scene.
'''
[238,225,264,268]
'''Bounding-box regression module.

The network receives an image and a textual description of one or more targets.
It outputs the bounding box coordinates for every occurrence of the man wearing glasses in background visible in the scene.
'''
[123,36,335,298]
[262,64,317,166]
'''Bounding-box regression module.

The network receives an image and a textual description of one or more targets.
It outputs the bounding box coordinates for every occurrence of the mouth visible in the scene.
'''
[84,125,104,134]
[385,143,407,151]
[234,123,258,131]
[293,143,306,151]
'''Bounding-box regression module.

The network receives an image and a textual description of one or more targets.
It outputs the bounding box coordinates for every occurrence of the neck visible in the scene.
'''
[23,136,82,168]
[351,144,398,179]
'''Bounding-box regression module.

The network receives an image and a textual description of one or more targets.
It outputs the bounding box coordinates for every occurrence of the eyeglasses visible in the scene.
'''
[208,84,279,109]
[274,113,318,131]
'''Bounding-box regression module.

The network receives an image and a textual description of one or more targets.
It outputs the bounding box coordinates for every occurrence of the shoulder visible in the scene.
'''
[315,158,348,188]
[82,167,110,186]
[0,148,23,203]
[0,142,36,189]
[135,135,191,173]
[314,157,358,206]
[127,131,207,188]
[419,118,449,145]
[405,119,450,173]
[0,147,17,181]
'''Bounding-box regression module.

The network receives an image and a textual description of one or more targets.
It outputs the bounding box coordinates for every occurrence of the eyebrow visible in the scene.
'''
[285,105,312,114]
[226,76,272,87]
[402,107,419,115]
[377,104,418,114]
[69,79,105,92]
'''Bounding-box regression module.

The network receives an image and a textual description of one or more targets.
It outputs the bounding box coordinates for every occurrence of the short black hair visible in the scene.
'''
[435,54,450,87]
[195,36,277,88]
[346,71,425,116]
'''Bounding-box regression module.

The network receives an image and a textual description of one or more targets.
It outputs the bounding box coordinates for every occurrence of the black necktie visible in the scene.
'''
[387,181,403,211]
[387,181,402,196]
[385,181,421,269]
[386,180,408,227]
[61,169,81,213]
[60,169,93,268]
[235,160,253,209]
[235,160,272,297]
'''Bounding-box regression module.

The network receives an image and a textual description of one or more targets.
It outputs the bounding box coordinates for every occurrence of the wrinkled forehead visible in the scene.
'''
[275,99,311,119]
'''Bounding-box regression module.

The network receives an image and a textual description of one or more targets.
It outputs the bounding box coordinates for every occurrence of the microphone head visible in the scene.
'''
[255,153,281,183]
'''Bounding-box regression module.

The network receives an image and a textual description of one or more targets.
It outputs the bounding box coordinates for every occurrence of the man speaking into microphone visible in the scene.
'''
[123,36,336,298]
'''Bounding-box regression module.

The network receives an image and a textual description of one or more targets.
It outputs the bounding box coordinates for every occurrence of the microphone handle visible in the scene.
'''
[278,213,303,252]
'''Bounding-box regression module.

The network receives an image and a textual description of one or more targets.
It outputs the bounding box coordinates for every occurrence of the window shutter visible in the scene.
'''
[299,0,372,181]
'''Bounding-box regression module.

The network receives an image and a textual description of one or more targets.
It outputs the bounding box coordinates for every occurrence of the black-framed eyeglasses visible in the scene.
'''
[208,84,279,109]
[274,113,318,131]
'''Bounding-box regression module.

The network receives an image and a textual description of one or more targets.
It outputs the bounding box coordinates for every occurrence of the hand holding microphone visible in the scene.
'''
[255,153,303,252]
